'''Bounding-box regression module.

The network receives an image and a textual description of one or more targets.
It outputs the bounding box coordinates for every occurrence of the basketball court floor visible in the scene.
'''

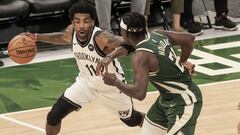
[0,26,240,134]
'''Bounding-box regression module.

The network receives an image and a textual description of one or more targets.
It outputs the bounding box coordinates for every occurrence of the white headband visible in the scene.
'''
[120,19,127,30]
[120,19,144,32]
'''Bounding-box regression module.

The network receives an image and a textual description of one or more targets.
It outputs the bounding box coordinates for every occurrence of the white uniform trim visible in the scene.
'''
[140,116,167,135]
[167,103,194,135]
[154,82,191,105]
[149,71,159,76]
[136,33,150,46]
[177,131,185,135]
[153,81,198,105]
[136,48,154,53]
[165,81,197,103]
[145,116,168,130]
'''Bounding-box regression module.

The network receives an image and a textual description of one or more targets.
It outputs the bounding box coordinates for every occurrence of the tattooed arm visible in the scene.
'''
[21,25,73,45]
[36,25,73,45]
[95,31,125,48]
[95,31,131,75]
[95,31,130,57]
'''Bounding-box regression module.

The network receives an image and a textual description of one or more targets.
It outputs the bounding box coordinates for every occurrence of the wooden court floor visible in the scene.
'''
[0,80,240,135]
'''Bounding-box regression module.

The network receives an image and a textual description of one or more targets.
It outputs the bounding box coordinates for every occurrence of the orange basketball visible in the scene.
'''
[8,35,37,64]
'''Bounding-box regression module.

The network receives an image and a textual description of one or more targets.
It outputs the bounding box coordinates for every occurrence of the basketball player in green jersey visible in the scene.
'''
[96,12,202,135]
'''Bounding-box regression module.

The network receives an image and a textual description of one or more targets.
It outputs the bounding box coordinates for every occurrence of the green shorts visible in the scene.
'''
[145,95,202,135]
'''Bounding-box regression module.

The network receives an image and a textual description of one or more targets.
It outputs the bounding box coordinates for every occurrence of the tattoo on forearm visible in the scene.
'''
[100,32,122,47]
[106,34,117,44]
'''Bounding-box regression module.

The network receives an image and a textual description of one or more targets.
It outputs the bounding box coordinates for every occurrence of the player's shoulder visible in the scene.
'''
[95,30,111,39]
[94,30,112,45]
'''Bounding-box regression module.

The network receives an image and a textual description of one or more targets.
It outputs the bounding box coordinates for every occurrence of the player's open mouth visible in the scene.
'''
[80,31,85,34]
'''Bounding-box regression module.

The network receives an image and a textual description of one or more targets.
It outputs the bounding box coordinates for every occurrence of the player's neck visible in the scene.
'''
[130,34,146,47]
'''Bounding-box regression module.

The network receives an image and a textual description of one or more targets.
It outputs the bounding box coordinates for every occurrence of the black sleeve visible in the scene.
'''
[120,43,135,55]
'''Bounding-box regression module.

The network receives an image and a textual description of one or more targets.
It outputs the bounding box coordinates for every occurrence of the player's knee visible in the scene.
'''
[47,95,81,126]
[120,110,144,127]
[47,110,61,126]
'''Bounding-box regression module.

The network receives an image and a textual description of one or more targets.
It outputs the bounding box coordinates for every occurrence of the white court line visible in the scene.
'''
[0,78,240,133]
[203,41,240,50]
[147,78,240,94]
[0,49,74,68]
[0,19,239,134]
[0,107,50,116]
[0,115,45,133]
[231,54,240,59]
[1,78,240,116]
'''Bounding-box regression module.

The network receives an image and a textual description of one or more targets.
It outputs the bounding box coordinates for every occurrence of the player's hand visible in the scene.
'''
[182,61,195,75]
[20,32,37,42]
[102,72,117,86]
[96,56,112,76]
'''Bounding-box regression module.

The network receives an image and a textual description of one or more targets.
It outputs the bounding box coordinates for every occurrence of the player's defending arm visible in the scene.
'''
[95,31,131,57]
[96,31,134,75]
[102,51,150,101]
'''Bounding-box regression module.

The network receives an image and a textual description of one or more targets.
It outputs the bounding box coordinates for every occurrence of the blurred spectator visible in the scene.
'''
[181,0,238,36]
[180,0,203,35]
[212,0,238,31]
[95,0,112,32]
[145,0,151,19]
[145,0,184,32]
[95,0,146,32]
[171,0,184,32]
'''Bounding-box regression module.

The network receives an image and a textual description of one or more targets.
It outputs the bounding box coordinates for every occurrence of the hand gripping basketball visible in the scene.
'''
[8,34,37,64]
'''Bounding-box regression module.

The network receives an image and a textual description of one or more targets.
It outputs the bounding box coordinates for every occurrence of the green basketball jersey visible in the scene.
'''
[135,31,202,104]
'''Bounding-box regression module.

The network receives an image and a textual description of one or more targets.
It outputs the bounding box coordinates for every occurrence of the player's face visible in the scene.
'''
[72,13,94,41]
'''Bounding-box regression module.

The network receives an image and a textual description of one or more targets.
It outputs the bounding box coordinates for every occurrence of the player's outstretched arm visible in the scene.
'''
[96,46,129,75]
[21,25,73,45]
[102,51,149,101]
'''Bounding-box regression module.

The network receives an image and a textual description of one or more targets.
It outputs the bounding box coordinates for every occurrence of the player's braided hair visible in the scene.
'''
[69,0,96,21]
[121,12,147,40]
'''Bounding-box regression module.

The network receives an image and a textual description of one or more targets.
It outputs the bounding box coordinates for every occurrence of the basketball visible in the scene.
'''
[8,35,37,64]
